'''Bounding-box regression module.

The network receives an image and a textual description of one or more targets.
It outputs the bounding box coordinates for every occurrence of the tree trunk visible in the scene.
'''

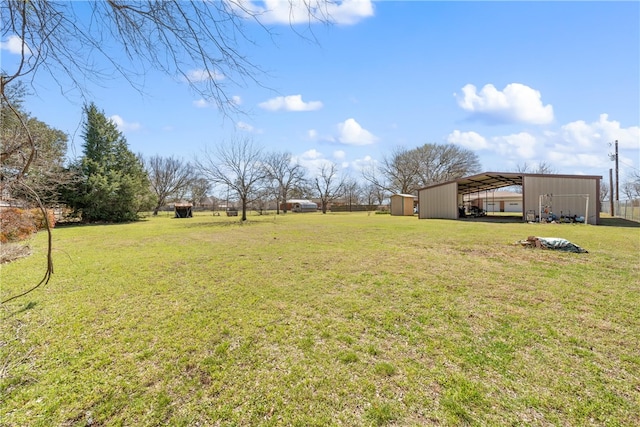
[241,197,247,221]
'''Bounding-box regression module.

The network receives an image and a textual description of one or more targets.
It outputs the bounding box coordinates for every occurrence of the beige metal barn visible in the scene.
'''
[417,172,602,224]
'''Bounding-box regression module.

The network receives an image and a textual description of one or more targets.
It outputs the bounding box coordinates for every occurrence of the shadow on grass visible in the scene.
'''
[3,301,37,319]
[598,217,640,228]
[181,219,259,229]
[55,218,150,228]
[458,215,524,224]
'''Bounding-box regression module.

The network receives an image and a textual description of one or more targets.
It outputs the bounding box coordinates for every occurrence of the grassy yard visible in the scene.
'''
[1,212,639,426]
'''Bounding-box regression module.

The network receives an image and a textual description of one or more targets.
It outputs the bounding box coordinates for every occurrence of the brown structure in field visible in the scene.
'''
[174,203,193,218]
[390,194,417,216]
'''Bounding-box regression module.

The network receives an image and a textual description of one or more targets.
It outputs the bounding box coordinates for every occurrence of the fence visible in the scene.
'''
[601,199,640,222]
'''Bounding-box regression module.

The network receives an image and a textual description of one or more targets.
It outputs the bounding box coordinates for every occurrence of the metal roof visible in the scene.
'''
[456,172,524,194]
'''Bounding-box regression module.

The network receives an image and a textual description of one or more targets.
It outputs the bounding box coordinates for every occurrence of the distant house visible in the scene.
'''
[390,194,417,216]
[467,191,523,213]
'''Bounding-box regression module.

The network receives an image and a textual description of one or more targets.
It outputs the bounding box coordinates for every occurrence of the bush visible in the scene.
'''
[31,208,57,230]
[0,207,56,243]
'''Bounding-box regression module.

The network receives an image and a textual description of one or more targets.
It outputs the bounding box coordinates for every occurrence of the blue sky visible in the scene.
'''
[2,1,639,183]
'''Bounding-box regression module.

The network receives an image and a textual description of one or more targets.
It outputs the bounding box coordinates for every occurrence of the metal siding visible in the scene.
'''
[404,197,414,215]
[390,195,402,216]
[390,195,414,216]
[523,176,599,224]
[419,183,458,219]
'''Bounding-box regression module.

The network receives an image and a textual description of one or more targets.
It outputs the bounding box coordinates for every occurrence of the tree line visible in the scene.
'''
[1,83,486,223]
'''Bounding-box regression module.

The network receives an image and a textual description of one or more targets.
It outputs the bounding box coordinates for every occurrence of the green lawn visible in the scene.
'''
[1,212,639,426]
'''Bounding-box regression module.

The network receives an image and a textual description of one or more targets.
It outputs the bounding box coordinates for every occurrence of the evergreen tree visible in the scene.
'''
[1,81,70,205]
[67,103,154,222]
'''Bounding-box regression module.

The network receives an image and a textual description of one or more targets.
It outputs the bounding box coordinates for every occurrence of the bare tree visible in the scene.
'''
[515,161,557,174]
[414,144,481,185]
[194,138,265,221]
[363,182,386,207]
[263,151,307,214]
[364,144,480,195]
[621,171,640,200]
[145,155,194,215]
[314,163,345,214]
[188,177,211,207]
[600,180,610,204]
[363,146,420,195]
[1,1,304,112]
[342,178,362,211]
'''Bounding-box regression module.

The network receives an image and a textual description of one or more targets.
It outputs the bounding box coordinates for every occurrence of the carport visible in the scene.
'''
[417,172,601,224]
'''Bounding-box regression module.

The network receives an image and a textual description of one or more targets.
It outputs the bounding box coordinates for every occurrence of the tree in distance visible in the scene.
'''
[314,162,345,214]
[145,155,195,216]
[195,137,265,222]
[262,151,308,214]
[64,103,154,222]
[363,143,481,195]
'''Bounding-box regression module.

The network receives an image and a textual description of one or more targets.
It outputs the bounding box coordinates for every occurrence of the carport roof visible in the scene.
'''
[455,172,523,194]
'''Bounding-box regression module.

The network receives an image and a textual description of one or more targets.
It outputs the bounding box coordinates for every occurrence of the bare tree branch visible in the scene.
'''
[194,137,265,221]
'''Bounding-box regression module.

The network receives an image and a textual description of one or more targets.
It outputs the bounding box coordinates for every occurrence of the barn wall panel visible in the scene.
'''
[419,183,458,219]
[523,176,599,223]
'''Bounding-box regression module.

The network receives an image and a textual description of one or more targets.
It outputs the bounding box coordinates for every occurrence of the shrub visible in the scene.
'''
[30,208,57,230]
[0,207,56,243]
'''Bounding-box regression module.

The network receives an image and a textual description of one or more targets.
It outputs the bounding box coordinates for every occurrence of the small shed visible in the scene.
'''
[174,203,193,218]
[390,194,416,216]
[282,199,318,213]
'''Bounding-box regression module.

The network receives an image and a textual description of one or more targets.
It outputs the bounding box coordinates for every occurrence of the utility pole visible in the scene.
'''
[615,140,619,206]
[609,140,619,217]
[609,168,614,217]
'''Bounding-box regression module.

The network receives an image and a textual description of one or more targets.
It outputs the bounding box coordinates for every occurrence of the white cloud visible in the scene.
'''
[308,128,335,143]
[336,118,377,146]
[110,115,141,132]
[560,113,640,150]
[351,155,376,172]
[455,83,554,125]
[449,112,637,175]
[447,130,488,150]
[231,95,242,106]
[232,0,374,25]
[184,68,224,83]
[1,35,31,54]
[495,132,539,159]
[259,94,323,112]
[193,98,210,108]
[333,150,346,160]
[546,151,608,169]
[292,149,333,175]
[300,148,323,160]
